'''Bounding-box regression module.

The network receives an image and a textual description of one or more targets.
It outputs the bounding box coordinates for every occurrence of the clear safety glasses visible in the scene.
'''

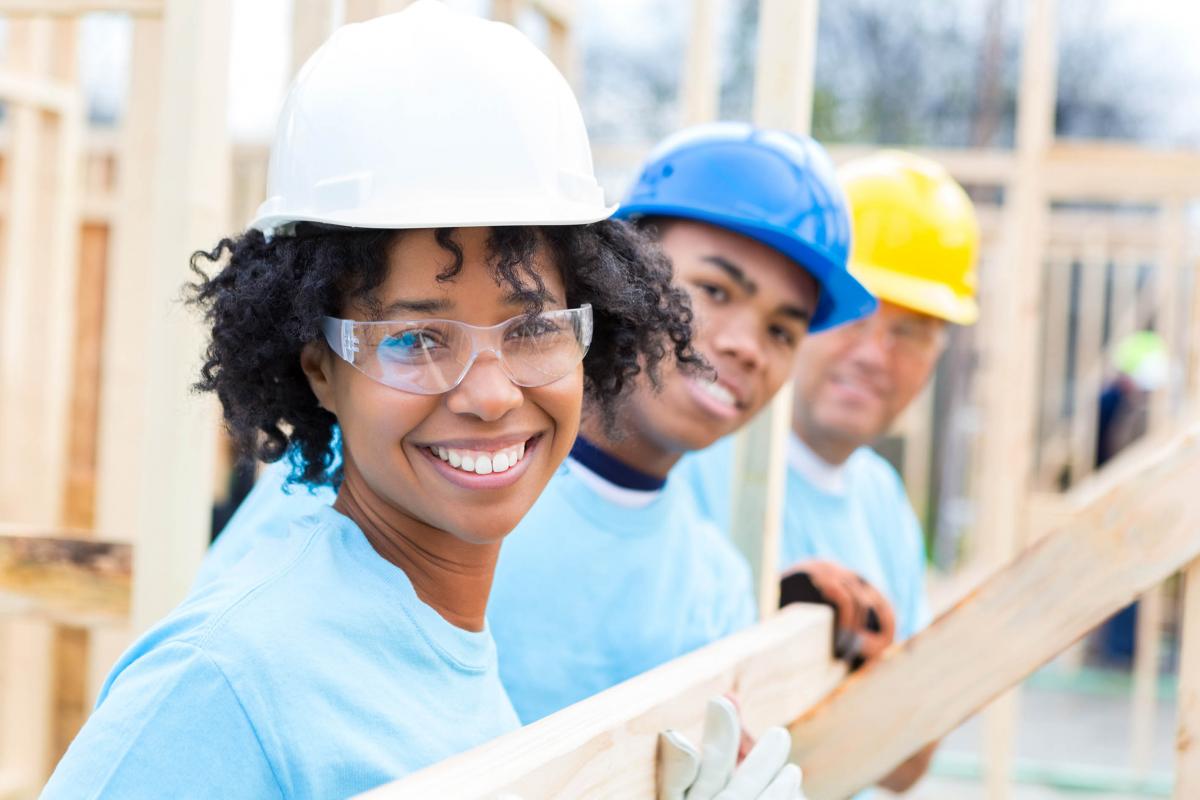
[322,305,593,395]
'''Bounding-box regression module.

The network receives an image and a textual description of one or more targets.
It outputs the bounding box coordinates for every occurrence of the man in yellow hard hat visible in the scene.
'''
[785,151,979,792]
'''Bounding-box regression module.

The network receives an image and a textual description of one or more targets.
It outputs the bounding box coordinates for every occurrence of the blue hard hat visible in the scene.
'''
[615,122,877,332]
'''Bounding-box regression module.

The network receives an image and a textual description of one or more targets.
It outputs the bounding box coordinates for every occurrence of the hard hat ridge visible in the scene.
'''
[614,122,877,332]
[251,0,614,236]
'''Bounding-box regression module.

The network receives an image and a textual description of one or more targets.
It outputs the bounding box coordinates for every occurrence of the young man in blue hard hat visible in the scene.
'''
[685,150,983,794]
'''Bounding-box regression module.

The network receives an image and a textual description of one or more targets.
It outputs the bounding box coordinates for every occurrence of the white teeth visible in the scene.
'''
[432,441,530,477]
[700,379,737,407]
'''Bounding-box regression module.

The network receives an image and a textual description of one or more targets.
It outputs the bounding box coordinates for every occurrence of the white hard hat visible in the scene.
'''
[251,0,614,236]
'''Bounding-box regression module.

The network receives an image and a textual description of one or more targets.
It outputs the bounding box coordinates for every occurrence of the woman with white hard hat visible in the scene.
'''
[41,4,738,798]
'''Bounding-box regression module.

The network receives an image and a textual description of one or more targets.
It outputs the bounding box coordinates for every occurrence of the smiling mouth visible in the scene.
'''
[422,435,540,477]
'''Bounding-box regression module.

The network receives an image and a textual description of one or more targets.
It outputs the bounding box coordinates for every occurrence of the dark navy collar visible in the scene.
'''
[569,435,667,492]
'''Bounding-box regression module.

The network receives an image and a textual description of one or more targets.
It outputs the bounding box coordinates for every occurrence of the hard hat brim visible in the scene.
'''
[618,204,878,333]
[250,199,618,236]
[851,261,979,325]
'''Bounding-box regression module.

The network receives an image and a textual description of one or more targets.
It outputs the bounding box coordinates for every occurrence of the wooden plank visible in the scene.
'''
[0,17,82,792]
[973,1,1058,794]
[545,9,574,86]
[789,423,1200,800]
[1176,558,1200,798]
[343,0,413,23]
[122,0,230,632]
[729,391,789,616]
[726,0,819,619]
[0,70,76,110]
[50,625,88,767]
[0,618,54,786]
[0,0,162,14]
[752,0,817,133]
[1035,247,1072,489]
[289,0,335,76]
[1131,582,1164,777]
[62,223,110,529]
[0,533,131,623]
[1069,231,1107,483]
[681,0,718,126]
[94,17,160,543]
[359,605,843,799]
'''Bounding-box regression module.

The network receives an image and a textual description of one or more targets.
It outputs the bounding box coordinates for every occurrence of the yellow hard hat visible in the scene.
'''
[839,151,980,325]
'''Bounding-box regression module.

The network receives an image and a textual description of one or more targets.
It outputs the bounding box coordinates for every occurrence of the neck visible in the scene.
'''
[794,423,858,467]
[333,453,499,632]
[578,414,683,480]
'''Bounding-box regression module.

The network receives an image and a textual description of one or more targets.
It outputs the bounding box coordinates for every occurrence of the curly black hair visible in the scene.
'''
[187,221,703,486]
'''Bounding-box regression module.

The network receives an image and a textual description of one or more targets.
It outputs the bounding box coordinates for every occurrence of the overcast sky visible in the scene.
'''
[57,0,1200,146]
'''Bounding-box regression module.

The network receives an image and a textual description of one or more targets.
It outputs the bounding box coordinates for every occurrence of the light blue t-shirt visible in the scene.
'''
[681,434,931,641]
[192,458,332,591]
[44,505,519,800]
[488,458,757,723]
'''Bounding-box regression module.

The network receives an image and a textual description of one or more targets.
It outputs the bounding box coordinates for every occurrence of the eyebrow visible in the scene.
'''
[702,255,812,324]
[702,255,757,295]
[779,305,812,324]
[379,298,452,317]
[376,288,562,319]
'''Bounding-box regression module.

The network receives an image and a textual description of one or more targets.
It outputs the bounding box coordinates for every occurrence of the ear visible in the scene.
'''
[301,340,338,414]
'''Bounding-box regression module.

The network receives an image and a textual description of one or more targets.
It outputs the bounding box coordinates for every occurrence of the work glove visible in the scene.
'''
[657,696,806,800]
[779,559,897,669]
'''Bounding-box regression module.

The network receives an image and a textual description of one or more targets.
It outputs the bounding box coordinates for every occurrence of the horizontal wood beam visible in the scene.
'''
[0,0,162,15]
[0,70,80,111]
[359,605,843,798]
[789,423,1200,799]
[0,530,130,624]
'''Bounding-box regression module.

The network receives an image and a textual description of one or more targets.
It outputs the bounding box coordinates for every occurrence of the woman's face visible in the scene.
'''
[309,227,582,545]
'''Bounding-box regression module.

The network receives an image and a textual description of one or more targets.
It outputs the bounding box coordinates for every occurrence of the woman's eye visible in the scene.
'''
[696,282,729,303]
[508,318,557,339]
[382,330,441,353]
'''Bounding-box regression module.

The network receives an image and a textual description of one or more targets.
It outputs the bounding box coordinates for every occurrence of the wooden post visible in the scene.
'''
[543,0,575,87]
[973,1,1058,797]
[1069,230,1107,483]
[289,0,336,75]
[1131,580,1164,777]
[87,16,165,702]
[728,0,819,618]
[0,17,84,790]
[1176,558,1200,798]
[681,0,719,126]
[344,0,413,23]
[752,0,817,133]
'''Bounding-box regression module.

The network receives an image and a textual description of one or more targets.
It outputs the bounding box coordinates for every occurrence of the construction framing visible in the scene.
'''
[0,0,1199,797]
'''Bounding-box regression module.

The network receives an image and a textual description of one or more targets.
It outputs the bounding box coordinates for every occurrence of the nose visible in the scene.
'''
[846,318,890,372]
[710,310,767,373]
[444,351,524,421]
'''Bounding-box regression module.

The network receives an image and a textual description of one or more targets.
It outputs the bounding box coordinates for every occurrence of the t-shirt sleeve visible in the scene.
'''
[43,642,283,800]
